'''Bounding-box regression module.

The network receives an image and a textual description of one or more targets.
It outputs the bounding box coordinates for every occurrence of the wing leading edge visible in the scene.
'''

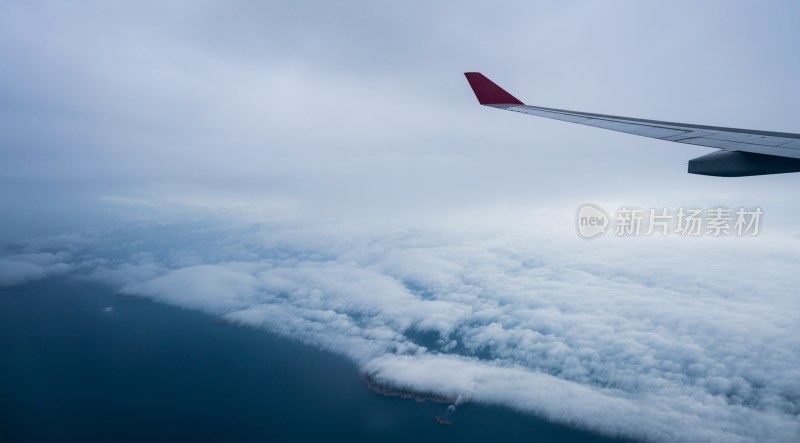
[464,72,800,177]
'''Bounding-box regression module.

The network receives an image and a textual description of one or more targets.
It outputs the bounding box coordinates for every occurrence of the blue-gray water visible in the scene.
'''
[0,278,631,443]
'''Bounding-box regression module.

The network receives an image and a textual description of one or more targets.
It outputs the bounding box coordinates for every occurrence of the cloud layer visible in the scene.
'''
[0,252,72,286]
[5,212,798,443]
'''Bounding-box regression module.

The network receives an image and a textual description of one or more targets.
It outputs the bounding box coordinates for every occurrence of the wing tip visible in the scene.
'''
[464,72,524,105]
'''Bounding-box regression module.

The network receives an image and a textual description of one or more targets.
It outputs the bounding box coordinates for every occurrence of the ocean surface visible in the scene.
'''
[0,278,630,443]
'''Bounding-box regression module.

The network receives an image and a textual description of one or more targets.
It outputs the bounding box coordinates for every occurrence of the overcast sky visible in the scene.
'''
[2,2,800,442]
[3,0,800,217]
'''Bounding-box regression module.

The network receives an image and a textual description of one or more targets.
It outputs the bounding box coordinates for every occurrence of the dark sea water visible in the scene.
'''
[0,278,631,443]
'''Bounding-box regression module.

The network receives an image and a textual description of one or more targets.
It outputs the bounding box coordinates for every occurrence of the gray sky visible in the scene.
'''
[3,0,800,219]
[2,2,800,442]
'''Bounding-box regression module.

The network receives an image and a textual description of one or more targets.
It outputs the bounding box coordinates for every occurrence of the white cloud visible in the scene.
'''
[12,212,793,443]
[125,264,260,315]
[0,252,72,286]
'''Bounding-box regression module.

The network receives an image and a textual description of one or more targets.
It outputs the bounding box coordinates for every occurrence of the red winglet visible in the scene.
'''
[464,72,524,105]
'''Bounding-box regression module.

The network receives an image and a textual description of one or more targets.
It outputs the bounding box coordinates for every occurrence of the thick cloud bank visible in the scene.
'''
[4,216,799,443]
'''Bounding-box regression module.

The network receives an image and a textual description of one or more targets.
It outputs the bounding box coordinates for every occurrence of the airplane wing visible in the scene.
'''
[464,72,800,176]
